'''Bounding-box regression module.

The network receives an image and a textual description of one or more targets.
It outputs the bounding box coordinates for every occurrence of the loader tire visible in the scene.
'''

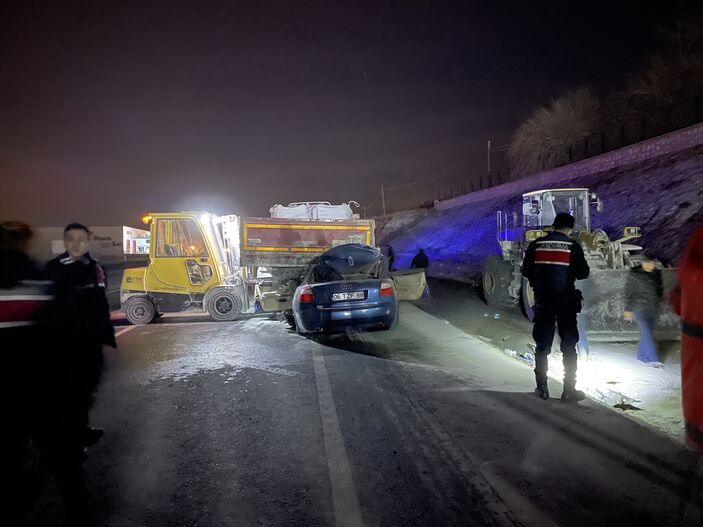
[125,296,156,325]
[206,289,242,322]
[482,256,518,309]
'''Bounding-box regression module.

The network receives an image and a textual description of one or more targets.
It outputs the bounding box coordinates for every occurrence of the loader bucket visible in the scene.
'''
[578,268,680,336]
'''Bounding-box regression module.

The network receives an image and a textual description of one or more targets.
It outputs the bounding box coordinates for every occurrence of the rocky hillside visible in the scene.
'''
[378,133,703,282]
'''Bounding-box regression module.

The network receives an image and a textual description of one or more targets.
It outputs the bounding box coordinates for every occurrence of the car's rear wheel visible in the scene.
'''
[206,289,242,321]
[124,296,156,325]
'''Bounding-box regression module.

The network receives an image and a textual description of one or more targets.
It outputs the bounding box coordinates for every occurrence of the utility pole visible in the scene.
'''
[381,185,386,216]
[487,139,491,176]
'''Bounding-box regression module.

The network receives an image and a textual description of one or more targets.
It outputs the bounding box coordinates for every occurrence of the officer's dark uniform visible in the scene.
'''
[43,252,116,435]
[1,241,52,524]
[522,230,590,398]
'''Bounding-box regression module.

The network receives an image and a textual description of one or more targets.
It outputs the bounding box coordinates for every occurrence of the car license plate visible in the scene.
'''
[332,291,365,301]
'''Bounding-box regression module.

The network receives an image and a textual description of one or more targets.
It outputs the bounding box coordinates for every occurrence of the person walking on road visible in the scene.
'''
[672,225,703,451]
[522,212,590,402]
[411,248,429,269]
[43,223,116,450]
[624,256,664,366]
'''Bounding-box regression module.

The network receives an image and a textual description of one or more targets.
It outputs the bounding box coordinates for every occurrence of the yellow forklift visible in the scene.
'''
[120,212,245,324]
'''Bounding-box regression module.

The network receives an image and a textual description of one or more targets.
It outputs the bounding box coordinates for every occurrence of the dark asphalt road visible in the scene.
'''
[24,305,703,526]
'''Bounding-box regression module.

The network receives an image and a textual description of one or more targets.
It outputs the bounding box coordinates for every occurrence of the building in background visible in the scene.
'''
[29,225,150,265]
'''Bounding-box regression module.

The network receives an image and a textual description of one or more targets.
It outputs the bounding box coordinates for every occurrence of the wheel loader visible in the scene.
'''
[481,188,679,333]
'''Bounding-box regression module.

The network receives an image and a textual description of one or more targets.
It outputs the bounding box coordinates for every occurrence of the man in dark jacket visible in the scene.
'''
[624,256,663,365]
[386,245,396,271]
[522,213,590,402]
[411,248,429,269]
[1,222,52,523]
[44,223,116,448]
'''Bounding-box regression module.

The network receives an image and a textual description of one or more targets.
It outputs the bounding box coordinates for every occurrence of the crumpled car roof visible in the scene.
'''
[315,244,382,277]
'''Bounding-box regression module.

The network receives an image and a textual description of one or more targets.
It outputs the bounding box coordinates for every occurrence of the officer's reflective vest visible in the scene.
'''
[0,280,53,328]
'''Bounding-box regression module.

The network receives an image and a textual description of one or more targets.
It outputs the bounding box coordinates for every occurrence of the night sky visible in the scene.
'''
[0,1,689,226]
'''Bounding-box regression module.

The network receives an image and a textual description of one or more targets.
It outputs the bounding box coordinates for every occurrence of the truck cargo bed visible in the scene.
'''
[240,217,375,267]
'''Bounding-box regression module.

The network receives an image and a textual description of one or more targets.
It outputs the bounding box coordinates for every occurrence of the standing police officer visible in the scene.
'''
[43,223,116,448]
[522,212,590,402]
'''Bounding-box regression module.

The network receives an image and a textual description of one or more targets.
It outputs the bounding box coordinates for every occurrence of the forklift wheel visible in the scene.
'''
[206,290,242,321]
[125,297,156,325]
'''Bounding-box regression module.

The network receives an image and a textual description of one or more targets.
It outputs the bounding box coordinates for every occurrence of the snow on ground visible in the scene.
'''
[376,130,703,441]
[545,343,683,440]
[418,279,685,442]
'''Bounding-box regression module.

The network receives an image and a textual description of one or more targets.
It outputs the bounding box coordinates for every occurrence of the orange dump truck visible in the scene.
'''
[240,215,376,315]
[240,217,375,268]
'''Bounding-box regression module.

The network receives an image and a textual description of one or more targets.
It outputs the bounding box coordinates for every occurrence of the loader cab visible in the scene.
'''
[522,188,597,233]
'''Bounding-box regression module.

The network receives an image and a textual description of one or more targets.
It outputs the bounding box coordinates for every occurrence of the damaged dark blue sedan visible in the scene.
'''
[291,244,427,335]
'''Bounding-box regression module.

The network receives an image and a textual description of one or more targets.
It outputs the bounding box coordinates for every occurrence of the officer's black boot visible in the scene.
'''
[561,354,585,403]
[561,382,585,403]
[535,378,550,400]
[534,354,549,400]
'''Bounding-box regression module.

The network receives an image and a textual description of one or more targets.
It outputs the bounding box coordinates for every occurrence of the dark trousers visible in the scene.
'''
[77,342,104,429]
[532,302,580,387]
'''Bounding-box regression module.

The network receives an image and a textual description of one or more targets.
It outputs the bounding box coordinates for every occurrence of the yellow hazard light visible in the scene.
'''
[525,229,545,242]
[623,226,641,239]
[141,214,153,225]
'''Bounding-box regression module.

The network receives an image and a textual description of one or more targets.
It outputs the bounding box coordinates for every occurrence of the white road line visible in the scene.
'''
[311,347,365,527]
[115,325,137,338]
[106,289,120,295]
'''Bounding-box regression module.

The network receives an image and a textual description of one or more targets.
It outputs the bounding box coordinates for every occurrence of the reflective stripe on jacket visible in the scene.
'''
[522,231,590,298]
[0,281,53,328]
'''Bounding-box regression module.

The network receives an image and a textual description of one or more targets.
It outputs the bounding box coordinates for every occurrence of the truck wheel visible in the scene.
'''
[206,290,242,321]
[125,296,156,325]
[521,277,536,321]
[482,256,518,309]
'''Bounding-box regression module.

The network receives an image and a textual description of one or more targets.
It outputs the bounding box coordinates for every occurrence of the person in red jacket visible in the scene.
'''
[672,225,703,451]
